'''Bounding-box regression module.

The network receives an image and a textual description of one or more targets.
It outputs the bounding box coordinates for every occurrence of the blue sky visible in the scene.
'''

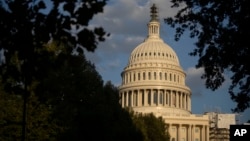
[86,0,250,123]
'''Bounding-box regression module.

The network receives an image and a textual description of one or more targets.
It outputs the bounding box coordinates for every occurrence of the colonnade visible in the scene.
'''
[120,89,191,111]
[122,70,185,85]
[168,124,209,141]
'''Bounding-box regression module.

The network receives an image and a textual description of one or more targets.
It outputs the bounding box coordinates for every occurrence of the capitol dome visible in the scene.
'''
[119,4,191,115]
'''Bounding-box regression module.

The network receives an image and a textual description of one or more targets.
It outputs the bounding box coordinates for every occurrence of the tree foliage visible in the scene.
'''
[165,0,250,112]
[0,85,62,140]
[131,112,170,141]
[0,0,108,94]
[0,43,144,140]
[0,1,108,139]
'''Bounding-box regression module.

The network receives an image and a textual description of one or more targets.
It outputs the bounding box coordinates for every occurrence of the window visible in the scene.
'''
[129,73,131,82]
[159,72,162,80]
[165,73,167,80]
[143,72,146,80]
[153,91,158,104]
[154,72,156,80]
[148,91,151,105]
[125,74,128,84]
[159,92,163,104]
[166,93,168,105]
[138,73,140,80]
[148,72,151,80]
[128,92,132,106]
[142,91,144,105]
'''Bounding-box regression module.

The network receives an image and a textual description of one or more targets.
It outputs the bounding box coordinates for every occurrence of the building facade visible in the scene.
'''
[118,4,210,141]
[205,112,236,141]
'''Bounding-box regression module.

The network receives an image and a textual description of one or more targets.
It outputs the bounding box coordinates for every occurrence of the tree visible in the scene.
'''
[165,0,250,112]
[34,45,143,141]
[0,83,63,141]
[0,0,108,89]
[131,112,170,141]
[0,1,108,140]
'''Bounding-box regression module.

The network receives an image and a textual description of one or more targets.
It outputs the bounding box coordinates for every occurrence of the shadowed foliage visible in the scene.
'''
[0,0,108,140]
[165,0,250,112]
[130,111,170,141]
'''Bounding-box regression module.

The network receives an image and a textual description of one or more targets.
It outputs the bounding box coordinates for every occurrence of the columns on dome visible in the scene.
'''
[120,89,190,111]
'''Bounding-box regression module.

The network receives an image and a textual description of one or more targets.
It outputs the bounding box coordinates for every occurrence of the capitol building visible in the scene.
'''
[119,4,210,141]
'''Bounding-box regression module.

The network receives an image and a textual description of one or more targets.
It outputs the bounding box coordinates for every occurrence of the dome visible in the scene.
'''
[119,4,191,116]
[129,38,180,66]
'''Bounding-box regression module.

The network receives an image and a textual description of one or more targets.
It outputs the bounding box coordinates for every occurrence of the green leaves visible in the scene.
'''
[0,86,62,140]
[165,0,250,112]
[131,112,170,141]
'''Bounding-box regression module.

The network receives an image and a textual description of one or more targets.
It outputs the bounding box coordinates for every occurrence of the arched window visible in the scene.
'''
[148,72,151,80]
[143,72,146,80]
[154,72,157,80]
[159,72,162,80]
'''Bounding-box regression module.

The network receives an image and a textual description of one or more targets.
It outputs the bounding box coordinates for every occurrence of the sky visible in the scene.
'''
[84,0,250,123]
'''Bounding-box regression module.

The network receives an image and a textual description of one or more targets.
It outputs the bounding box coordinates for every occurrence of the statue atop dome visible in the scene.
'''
[150,3,159,22]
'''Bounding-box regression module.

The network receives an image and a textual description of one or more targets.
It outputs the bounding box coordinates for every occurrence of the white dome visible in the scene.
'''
[129,38,180,66]
[119,4,191,115]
